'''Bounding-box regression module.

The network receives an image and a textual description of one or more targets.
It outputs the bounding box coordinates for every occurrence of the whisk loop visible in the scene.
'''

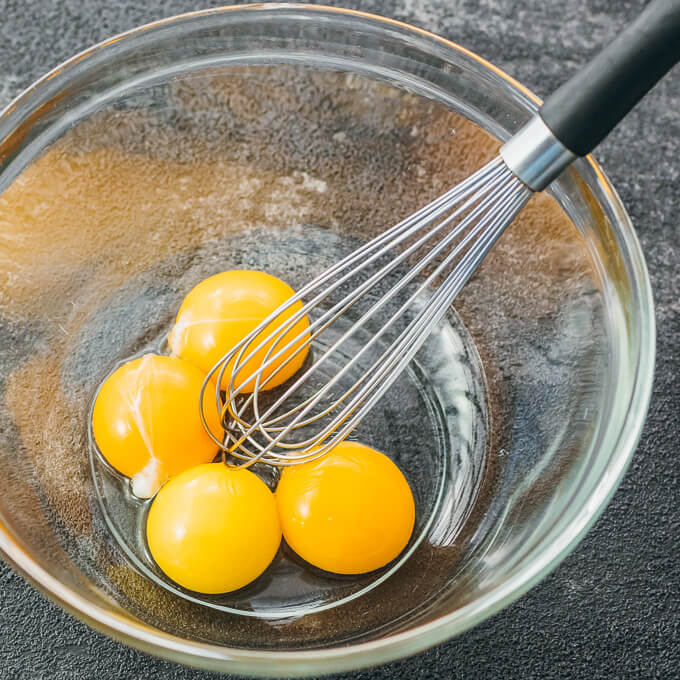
[199,157,531,468]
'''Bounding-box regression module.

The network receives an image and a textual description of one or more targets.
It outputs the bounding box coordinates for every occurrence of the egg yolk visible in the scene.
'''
[168,270,310,392]
[275,441,415,574]
[146,463,281,593]
[92,354,222,497]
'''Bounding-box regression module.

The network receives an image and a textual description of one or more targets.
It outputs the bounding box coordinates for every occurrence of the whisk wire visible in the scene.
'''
[224,158,509,404]
[199,158,531,467]
[201,159,506,445]
[228,160,512,434]
[274,175,530,457]
[231,168,521,449]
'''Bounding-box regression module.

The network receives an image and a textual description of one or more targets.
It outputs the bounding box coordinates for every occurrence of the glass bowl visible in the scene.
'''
[0,4,654,677]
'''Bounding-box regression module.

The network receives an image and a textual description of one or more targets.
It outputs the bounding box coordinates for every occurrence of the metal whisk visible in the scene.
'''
[200,0,679,468]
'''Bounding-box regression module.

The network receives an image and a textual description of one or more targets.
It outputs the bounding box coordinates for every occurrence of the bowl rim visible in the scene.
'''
[0,3,656,676]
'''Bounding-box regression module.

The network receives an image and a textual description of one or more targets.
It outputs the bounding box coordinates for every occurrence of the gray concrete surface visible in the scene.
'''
[0,0,678,678]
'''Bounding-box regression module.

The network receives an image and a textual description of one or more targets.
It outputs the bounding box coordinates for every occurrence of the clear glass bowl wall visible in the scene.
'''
[0,5,653,677]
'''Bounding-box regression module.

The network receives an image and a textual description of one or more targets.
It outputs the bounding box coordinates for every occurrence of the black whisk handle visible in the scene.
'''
[540,0,680,157]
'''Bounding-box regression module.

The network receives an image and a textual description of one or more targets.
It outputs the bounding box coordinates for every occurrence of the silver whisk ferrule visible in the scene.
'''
[199,156,532,468]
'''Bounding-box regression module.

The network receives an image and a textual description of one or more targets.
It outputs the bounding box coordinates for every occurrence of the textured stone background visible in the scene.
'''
[0,0,678,678]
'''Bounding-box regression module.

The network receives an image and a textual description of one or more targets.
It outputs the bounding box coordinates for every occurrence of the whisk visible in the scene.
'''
[200,0,680,468]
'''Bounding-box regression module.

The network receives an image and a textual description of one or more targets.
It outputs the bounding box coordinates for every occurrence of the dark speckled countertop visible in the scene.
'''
[0,1,678,678]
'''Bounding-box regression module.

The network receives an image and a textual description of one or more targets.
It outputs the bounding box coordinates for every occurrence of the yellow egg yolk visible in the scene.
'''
[146,463,281,593]
[275,441,415,574]
[92,354,222,497]
[168,270,310,392]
